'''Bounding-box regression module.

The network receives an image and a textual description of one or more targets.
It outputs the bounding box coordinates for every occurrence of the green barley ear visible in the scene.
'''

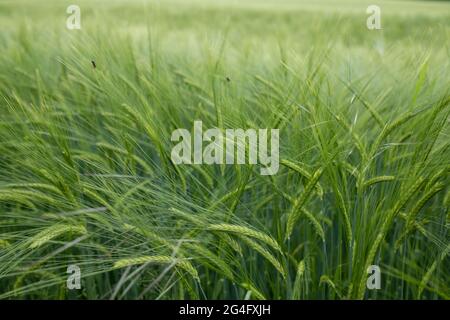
[286,167,324,239]
[169,207,208,226]
[185,243,235,281]
[444,190,450,208]
[280,159,324,198]
[335,189,352,248]
[96,142,153,174]
[332,114,368,161]
[113,255,199,280]
[123,223,174,249]
[362,176,395,189]
[319,275,342,299]
[208,223,282,253]
[240,282,266,300]
[240,237,286,279]
[301,209,325,242]
[357,176,426,299]
[405,183,445,229]
[292,260,305,299]
[208,186,253,210]
[221,234,243,256]
[370,111,422,156]
[29,224,87,249]
[340,81,384,128]
[418,244,449,299]
[0,239,10,248]
[0,189,57,208]
[5,183,63,196]
[395,183,445,249]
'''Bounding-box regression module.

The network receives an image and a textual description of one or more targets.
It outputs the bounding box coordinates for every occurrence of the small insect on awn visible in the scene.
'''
[91,60,96,69]
[226,77,231,82]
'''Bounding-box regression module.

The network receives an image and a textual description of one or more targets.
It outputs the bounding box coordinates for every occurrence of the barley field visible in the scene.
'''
[0,0,449,300]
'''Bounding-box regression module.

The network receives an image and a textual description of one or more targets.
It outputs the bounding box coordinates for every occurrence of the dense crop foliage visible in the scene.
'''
[0,0,449,299]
